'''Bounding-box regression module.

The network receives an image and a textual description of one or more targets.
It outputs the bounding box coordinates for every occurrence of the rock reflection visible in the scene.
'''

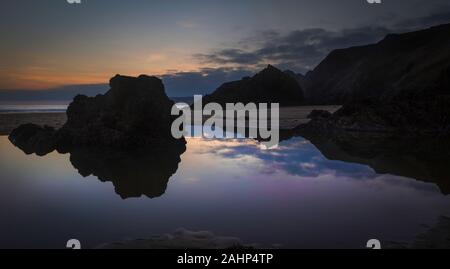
[69,143,186,199]
[198,130,450,195]
[298,131,450,195]
[9,135,186,199]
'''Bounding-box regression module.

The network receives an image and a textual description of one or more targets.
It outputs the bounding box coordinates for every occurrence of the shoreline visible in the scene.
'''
[0,105,340,136]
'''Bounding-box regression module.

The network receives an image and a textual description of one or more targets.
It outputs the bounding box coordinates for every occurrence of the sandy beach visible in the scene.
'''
[277,105,341,129]
[190,105,341,131]
[0,105,340,136]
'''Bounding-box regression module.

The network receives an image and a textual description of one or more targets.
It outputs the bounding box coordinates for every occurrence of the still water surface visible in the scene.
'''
[0,135,449,248]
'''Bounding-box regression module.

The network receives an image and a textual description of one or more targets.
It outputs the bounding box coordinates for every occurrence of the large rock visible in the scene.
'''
[9,75,186,154]
[201,65,304,107]
[301,96,450,135]
[303,24,450,105]
[57,75,181,149]
[299,24,450,135]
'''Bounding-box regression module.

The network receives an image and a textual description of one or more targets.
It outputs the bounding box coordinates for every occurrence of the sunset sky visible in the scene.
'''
[1,0,450,96]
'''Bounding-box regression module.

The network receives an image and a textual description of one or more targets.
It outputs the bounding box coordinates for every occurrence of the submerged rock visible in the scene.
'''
[9,75,186,154]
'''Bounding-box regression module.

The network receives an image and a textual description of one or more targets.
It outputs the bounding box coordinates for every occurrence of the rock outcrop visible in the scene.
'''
[201,65,304,107]
[9,75,186,154]
[300,24,450,135]
[301,96,450,135]
[303,24,450,105]
[57,75,181,149]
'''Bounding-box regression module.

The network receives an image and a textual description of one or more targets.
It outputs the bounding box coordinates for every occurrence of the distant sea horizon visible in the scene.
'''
[0,103,69,114]
[0,97,193,114]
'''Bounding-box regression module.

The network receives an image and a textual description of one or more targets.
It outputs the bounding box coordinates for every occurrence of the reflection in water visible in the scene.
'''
[8,127,450,198]
[3,130,450,248]
[202,126,450,195]
[298,131,450,195]
[69,144,185,199]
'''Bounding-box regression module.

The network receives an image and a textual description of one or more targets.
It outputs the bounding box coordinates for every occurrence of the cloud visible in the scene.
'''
[195,49,261,66]
[194,26,391,73]
[207,136,375,179]
[161,67,253,97]
[193,9,450,74]
[394,9,450,29]
[4,9,450,99]
[167,9,450,96]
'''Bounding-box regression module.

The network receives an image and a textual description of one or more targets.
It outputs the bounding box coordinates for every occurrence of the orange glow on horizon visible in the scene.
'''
[0,62,201,90]
[0,47,202,90]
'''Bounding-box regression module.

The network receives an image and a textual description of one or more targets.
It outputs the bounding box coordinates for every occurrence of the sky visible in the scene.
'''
[1,0,450,97]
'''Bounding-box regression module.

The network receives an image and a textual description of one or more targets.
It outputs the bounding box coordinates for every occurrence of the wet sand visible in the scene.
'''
[191,105,341,131]
[0,106,340,136]
[277,105,340,129]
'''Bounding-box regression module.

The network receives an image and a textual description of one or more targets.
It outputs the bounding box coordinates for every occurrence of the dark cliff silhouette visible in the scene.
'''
[201,65,304,107]
[303,24,450,105]
[300,24,450,135]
